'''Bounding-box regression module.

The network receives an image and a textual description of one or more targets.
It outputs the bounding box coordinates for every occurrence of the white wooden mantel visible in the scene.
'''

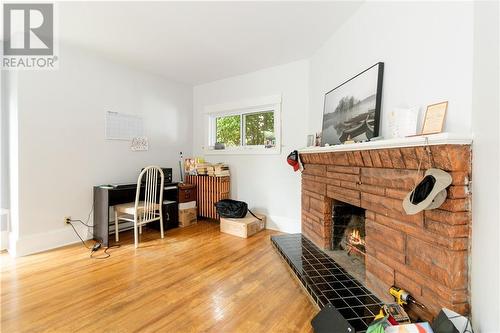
[298,133,472,154]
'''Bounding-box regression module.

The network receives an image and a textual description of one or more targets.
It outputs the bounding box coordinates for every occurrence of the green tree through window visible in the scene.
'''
[245,112,274,145]
[216,115,241,146]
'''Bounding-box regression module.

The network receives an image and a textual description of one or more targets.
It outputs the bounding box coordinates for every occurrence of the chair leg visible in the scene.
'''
[160,210,164,239]
[114,211,119,242]
[139,225,142,234]
[134,218,139,248]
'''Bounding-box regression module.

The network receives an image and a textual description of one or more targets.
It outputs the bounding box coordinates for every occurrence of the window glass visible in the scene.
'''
[216,115,241,147]
[244,111,275,147]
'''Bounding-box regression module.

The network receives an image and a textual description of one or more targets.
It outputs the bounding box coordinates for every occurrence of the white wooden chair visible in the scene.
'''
[114,166,164,248]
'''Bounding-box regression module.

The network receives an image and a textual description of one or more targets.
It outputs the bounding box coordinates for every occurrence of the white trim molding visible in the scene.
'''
[264,214,301,234]
[0,209,10,251]
[9,226,90,257]
[299,132,472,154]
[204,94,282,115]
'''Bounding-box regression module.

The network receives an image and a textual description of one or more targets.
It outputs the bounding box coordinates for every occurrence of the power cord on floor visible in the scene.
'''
[90,245,121,259]
[68,217,120,259]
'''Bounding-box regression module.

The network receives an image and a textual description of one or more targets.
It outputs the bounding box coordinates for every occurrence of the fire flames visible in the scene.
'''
[348,229,365,245]
[346,228,366,257]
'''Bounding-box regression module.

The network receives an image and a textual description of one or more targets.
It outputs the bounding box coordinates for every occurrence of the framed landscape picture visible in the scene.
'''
[321,62,384,145]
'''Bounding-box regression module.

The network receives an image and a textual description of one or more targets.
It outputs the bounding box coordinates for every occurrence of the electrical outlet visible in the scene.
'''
[64,216,71,224]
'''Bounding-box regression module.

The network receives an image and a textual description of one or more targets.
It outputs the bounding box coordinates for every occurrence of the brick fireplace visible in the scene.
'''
[299,140,472,321]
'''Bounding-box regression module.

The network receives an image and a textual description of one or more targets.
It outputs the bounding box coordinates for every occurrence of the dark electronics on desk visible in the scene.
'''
[140,167,172,183]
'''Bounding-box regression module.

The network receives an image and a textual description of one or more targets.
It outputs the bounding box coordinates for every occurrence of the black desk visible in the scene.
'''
[93,183,178,247]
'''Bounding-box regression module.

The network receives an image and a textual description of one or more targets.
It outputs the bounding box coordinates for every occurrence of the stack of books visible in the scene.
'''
[208,163,230,177]
[184,158,230,177]
[195,163,212,175]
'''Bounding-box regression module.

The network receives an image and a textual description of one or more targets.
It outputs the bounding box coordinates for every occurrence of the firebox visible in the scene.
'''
[326,200,366,283]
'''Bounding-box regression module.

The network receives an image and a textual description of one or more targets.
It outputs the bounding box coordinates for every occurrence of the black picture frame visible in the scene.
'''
[321,62,384,146]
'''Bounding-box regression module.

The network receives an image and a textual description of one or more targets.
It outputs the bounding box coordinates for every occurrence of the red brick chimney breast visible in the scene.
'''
[300,144,472,321]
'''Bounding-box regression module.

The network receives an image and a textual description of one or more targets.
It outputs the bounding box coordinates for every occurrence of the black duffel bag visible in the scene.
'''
[214,199,262,220]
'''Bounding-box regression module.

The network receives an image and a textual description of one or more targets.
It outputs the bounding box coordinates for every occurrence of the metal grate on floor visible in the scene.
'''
[271,234,384,333]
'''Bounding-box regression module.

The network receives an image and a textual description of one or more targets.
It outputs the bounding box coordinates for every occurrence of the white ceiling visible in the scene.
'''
[59,1,362,85]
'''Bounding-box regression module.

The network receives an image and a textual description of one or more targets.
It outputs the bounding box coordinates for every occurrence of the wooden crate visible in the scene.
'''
[179,207,197,227]
[185,175,230,219]
[220,214,266,238]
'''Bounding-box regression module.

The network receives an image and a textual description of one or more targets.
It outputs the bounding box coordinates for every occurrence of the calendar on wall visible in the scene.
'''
[130,137,149,151]
[105,111,144,140]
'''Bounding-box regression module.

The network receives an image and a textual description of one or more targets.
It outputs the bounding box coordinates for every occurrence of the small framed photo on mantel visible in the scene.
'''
[421,101,448,135]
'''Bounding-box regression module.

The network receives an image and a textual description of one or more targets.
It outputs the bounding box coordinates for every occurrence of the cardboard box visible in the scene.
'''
[179,201,196,210]
[220,214,266,238]
[179,207,197,227]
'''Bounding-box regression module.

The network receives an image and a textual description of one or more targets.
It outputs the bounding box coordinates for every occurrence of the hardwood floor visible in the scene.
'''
[1,221,317,332]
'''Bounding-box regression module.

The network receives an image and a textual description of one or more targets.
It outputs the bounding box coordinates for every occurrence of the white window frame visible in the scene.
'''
[204,95,282,155]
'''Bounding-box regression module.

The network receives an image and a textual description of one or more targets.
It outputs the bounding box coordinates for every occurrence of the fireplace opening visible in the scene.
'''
[325,200,366,283]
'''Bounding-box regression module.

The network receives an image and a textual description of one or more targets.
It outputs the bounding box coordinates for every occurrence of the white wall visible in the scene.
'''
[9,44,193,256]
[1,71,13,250]
[3,70,19,253]
[193,60,309,233]
[309,1,474,137]
[471,1,500,331]
[0,73,6,210]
